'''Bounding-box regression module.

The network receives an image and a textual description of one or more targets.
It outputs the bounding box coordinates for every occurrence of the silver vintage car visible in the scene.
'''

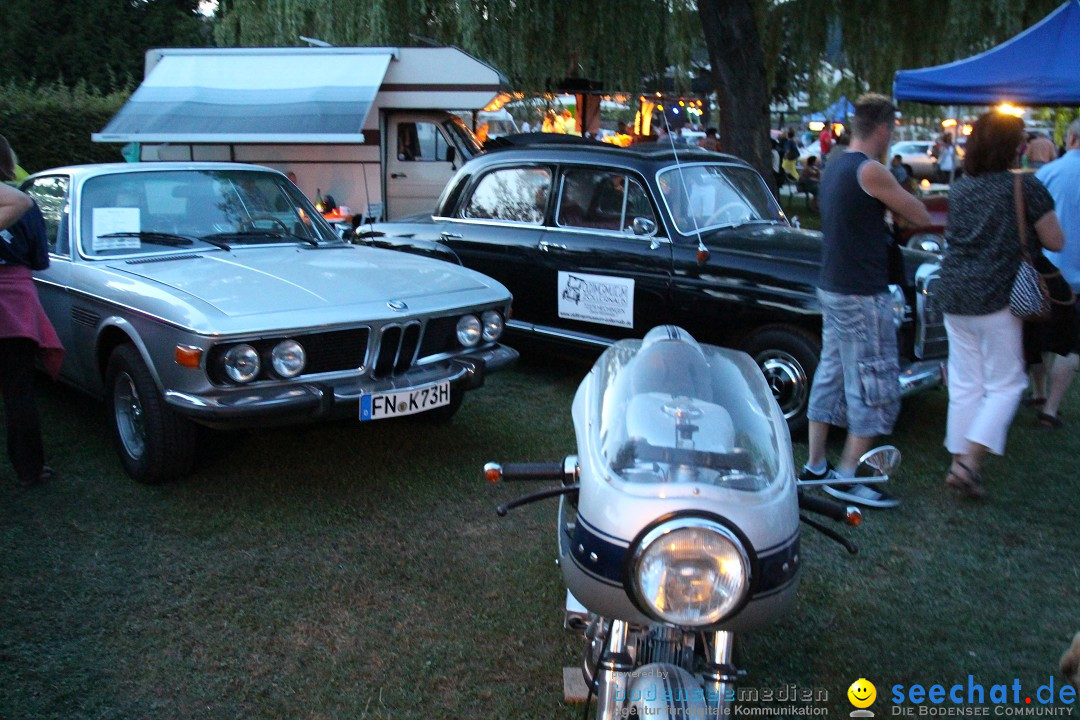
[21,163,517,483]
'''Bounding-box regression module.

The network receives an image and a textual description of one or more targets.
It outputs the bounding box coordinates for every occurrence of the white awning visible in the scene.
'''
[93,48,395,144]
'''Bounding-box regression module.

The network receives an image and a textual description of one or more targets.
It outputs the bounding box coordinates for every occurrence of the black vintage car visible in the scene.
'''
[359,138,947,434]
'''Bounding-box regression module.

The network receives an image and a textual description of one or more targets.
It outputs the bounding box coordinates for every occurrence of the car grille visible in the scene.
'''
[372,322,422,378]
[915,268,948,359]
[301,328,370,375]
[417,315,460,358]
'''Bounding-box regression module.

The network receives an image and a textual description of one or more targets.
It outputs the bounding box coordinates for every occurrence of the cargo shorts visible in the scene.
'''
[807,289,901,437]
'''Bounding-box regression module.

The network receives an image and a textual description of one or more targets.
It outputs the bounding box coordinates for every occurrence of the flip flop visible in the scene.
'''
[945,460,986,499]
[1037,412,1065,429]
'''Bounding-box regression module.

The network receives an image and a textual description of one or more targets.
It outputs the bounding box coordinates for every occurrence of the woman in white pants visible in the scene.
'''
[934,112,1064,498]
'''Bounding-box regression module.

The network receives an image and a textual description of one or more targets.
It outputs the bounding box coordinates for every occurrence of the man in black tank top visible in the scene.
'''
[798,94,932,508]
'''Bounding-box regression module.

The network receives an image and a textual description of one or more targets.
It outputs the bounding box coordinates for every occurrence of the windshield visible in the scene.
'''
[657,163,784,234]
[591,330,785,491]
[78,169,340,258]
[443,117,482,159]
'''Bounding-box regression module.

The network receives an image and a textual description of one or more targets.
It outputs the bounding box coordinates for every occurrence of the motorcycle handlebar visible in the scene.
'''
[485,461,566,482]
[798,490,862,526]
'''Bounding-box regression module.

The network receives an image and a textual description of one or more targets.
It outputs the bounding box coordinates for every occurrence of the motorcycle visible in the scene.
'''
[485,326,899,719]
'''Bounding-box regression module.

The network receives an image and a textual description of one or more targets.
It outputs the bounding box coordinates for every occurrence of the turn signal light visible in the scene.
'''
[483,462,503,483]
[174,345,203,368]
[845,507,863,527]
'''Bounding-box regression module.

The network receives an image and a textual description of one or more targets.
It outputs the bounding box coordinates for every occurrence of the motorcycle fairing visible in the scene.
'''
[565,509,800,602]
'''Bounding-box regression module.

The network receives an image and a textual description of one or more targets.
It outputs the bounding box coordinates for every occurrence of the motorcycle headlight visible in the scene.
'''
[888,284,907,329]
[271,339,306,378]
[630,518,750,627]
[456,314,482,347]
[223,344,261,383]
[481,310,504,342]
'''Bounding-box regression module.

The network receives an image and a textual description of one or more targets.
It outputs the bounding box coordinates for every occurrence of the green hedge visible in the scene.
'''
[0,80,131,174]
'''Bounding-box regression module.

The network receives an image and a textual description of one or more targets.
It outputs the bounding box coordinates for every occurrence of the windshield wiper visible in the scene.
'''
[203,230,319,247]
[98,231,233,251]
[98,231,193,247]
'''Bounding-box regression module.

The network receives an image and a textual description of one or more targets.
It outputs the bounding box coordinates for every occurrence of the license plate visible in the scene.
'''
[360,381,451,421]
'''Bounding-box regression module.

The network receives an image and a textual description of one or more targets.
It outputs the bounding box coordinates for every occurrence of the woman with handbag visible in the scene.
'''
[933,111,1065,498]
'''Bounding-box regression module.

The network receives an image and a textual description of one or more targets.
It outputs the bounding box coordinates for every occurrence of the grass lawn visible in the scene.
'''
[1,348,1078,719]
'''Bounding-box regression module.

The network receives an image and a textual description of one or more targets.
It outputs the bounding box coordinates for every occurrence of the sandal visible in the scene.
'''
[945,460,986,499]
[1037,412,1065,429]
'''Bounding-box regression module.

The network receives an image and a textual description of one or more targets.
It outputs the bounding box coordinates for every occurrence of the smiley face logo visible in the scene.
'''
[848,678,877,708]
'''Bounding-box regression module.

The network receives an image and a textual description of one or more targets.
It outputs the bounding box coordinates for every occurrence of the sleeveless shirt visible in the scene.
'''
[818,151,892,295]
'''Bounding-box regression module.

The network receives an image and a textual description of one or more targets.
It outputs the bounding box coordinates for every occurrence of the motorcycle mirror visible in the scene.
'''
[856,445,902,480]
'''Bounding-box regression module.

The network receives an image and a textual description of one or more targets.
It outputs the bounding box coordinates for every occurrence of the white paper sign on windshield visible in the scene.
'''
[92,207,141,252]
[557,271,635,329]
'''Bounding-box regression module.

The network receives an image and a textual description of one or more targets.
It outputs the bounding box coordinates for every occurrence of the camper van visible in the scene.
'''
[93,46,507,221]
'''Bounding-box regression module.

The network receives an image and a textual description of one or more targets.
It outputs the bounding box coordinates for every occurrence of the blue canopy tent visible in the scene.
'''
[894,0,1080,105]
[802,95,856,125]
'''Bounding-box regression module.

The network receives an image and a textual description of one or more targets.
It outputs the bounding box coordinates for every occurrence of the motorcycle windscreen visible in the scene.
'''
[593,334,785,491]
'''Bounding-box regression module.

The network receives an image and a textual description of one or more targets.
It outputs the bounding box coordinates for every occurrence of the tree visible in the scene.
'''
[0,0,211,91]
[695,0,772,183]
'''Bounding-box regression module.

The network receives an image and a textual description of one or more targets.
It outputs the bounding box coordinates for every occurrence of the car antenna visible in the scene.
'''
[659,106,710,263]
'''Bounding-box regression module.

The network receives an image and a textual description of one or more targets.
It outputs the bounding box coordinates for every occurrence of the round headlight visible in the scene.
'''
[631,519,750,627]
[223,344,261,383]
[481,310,504,342]
[456,314,482,347]
[271,339,306,378]
[907,232,944,254]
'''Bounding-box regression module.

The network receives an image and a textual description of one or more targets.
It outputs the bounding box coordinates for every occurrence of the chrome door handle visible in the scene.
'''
[539,240,567,252]
[440,232,463,240]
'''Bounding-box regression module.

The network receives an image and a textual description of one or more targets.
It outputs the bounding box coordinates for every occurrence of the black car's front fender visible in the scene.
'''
[353,230,463,265]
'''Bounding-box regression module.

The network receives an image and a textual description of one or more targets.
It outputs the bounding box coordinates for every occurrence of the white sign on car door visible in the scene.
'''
[557,271,635,328]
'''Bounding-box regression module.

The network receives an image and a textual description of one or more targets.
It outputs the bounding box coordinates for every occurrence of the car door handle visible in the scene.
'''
[391,172,407,179]
[440,232,463,240]
[539,240,567,252]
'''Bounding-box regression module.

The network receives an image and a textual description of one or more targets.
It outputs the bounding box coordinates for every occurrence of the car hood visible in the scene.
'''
[704,223,824,267]
[110,245,497,318]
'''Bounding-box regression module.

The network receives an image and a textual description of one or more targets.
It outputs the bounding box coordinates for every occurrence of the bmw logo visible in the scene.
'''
[387,300,408,311]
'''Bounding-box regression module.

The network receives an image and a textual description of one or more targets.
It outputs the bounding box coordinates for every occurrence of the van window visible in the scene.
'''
[397,121,453,163]
[464,167,551,224]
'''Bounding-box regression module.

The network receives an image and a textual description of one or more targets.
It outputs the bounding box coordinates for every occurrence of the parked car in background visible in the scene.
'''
[890,140,938,180]
[359,139,947,435]
[21,163,517,483]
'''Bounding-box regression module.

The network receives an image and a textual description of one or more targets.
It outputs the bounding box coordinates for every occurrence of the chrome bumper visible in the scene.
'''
[163,343,518,425]
[899,358,945,396]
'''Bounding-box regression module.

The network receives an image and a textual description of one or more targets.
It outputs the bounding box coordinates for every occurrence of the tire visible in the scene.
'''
[741,326,821,437]
[105,344,197,483]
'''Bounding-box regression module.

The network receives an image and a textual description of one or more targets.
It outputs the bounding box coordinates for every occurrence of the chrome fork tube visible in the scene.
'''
[595,619,633,720]
[703,630,736,713]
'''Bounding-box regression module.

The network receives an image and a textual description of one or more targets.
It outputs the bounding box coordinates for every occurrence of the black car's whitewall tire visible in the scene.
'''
[742,326,820,437]
[106,344,197,484]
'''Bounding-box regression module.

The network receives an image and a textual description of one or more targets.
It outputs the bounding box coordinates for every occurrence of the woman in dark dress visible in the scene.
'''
[0,160,63,489]
[933,112,1065,498]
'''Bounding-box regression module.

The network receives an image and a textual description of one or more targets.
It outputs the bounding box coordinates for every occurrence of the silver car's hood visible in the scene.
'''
[110,245,493,317]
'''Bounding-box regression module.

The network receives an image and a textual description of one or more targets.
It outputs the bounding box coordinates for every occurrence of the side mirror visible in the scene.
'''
[855,445,902,482]
[631,217,657,236]
[445,147,456,165]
